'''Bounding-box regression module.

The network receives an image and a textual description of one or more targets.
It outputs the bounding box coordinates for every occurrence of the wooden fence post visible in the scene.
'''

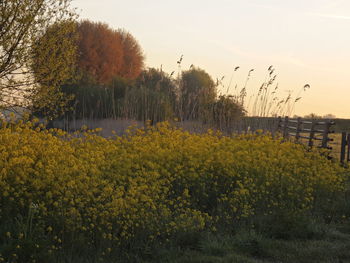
[340,132,347,164]
[276,116,282,134]
[321,120,332,148]
[283,116,289,139]
[295,117,302,142]
[347,133,350,162]
[308,120,316,147]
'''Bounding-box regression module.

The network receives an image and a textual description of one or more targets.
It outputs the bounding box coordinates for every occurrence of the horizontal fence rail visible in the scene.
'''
[277,116,335,149]
[278,117,350,165]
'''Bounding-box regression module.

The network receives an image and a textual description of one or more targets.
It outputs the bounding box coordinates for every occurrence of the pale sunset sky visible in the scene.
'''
[73,0,350,118]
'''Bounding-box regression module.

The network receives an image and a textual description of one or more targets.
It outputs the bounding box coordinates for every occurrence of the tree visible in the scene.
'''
[212,95,246,131]
[179,67,217,121]
[130,68,177,122]
[55,21,145,120]
[304,113,322,119]
[76,20,144,85]
[323,113,336,119]
[118,30,144,80]
[31,20,78,118]
[32,20,145,120]
[0,0,77,112]
[304,113,336,120]
[77,21,123,85]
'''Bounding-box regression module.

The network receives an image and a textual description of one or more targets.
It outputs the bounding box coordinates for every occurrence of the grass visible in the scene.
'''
[329,133,343,160]
[51,222,350,263]
[137,225,350,263]
[295,132,342,160]
[67,226,350,263]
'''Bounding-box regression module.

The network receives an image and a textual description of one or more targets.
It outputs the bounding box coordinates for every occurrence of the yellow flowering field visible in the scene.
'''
[0,120,348,262]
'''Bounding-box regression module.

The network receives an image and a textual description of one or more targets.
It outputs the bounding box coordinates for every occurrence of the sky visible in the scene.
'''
[72,0,350,118]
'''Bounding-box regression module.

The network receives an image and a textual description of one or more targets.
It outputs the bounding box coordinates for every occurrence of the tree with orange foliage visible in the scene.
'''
[32,20,145,119]
[77,20,144,84]
[118,30,144,80]
[77,21,122,84]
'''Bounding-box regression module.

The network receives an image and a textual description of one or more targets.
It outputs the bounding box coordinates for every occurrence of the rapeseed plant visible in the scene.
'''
[0,120,347,262]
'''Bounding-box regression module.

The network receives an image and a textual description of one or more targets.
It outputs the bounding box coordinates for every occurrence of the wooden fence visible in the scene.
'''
[277,116,335,150]
[277,117,350,164]
[340,132,350,164]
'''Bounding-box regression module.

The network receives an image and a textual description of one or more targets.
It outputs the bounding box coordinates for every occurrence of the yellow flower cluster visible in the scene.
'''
[0,120,347,261]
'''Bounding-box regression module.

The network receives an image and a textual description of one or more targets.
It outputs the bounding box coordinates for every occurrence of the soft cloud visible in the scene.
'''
[309,12,350,20]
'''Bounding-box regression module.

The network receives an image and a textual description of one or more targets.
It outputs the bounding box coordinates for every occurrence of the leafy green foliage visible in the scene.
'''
[31,20,78,119]
[212,95,246,131]
[0,0,77,113]
[179,67,217,121]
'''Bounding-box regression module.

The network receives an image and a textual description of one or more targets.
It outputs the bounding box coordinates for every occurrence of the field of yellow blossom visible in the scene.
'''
[0,120,349,263]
